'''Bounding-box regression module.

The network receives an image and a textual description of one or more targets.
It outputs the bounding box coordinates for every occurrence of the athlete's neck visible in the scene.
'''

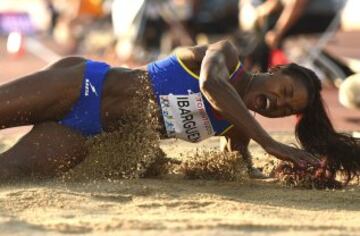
[231,71,253,99]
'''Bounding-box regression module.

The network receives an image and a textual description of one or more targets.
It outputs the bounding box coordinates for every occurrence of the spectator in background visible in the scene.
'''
[253,0,345,49]
[238,0,348,79]
[339,74,360,110]
[52,0,106,53]
[339,73,360,139]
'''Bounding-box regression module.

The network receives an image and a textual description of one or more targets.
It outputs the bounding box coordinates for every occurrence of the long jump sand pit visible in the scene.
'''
[0,132,359,236]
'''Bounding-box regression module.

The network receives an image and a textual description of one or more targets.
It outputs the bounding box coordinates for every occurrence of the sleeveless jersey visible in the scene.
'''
[147,54,244,143]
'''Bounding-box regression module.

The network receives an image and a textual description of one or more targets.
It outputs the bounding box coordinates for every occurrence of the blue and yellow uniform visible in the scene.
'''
[59,55,244,141]
[148,54,244,143]
[59,60,110,136]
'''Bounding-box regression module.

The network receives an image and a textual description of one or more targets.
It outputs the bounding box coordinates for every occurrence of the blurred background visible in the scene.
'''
[0,0,359,134]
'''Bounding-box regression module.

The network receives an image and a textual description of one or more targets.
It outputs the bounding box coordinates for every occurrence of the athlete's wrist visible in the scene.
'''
[256,133,276,151]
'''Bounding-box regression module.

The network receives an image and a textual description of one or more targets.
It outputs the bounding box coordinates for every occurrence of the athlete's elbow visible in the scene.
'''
[200,78,221,95]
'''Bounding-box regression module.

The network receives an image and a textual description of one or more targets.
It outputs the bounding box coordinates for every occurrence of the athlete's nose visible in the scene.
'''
[277,95,293,108]
[277,97,286,108]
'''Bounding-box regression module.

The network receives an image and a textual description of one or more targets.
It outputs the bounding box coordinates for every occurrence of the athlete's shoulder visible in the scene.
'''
[172,45,208,75]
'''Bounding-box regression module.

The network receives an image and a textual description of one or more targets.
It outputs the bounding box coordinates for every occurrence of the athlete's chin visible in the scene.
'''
[247,105,261,114]
[247,103,264,115]
[244,98,257,112]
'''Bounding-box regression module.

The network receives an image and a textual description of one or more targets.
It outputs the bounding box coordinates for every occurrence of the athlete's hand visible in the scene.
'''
[265,30,281,49]
[265,141,320,168]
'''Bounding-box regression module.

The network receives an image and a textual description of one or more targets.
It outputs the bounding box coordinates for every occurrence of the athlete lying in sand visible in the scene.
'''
[0,40,358,182]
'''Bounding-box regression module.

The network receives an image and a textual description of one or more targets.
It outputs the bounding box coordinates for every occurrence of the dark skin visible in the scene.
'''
[0,40,319,180]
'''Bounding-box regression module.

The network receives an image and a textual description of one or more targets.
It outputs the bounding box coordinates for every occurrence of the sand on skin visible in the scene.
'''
[0,132,359,236]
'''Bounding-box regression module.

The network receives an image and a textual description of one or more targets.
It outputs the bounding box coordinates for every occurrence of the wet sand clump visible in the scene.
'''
[180,149,248,181]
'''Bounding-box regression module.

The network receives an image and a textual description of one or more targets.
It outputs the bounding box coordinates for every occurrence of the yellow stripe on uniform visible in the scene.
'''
[176,53,241,81]
[176,54,200,80]
[219,125,234,136]
[230,62,241,77]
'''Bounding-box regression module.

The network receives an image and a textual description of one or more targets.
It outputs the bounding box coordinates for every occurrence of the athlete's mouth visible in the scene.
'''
[255,94,272,111]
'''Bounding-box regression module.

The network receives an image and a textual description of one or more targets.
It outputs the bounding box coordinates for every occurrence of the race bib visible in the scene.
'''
[159,92,215,142]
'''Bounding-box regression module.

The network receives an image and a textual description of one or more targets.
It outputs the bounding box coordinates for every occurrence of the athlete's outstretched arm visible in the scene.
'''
[198,40,318,166]
[221,129,260,176]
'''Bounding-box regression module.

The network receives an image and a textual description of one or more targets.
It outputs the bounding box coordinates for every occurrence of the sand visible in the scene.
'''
[0,132,359,236]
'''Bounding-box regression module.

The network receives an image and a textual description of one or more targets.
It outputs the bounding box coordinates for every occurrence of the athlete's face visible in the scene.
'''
[244,71,308,118]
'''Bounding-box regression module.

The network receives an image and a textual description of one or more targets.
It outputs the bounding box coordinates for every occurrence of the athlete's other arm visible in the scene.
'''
[220,128,255,172]
[196,40,318,166]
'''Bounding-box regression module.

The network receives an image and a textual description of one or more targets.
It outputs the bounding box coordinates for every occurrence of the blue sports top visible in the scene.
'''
[147,54,244,143]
